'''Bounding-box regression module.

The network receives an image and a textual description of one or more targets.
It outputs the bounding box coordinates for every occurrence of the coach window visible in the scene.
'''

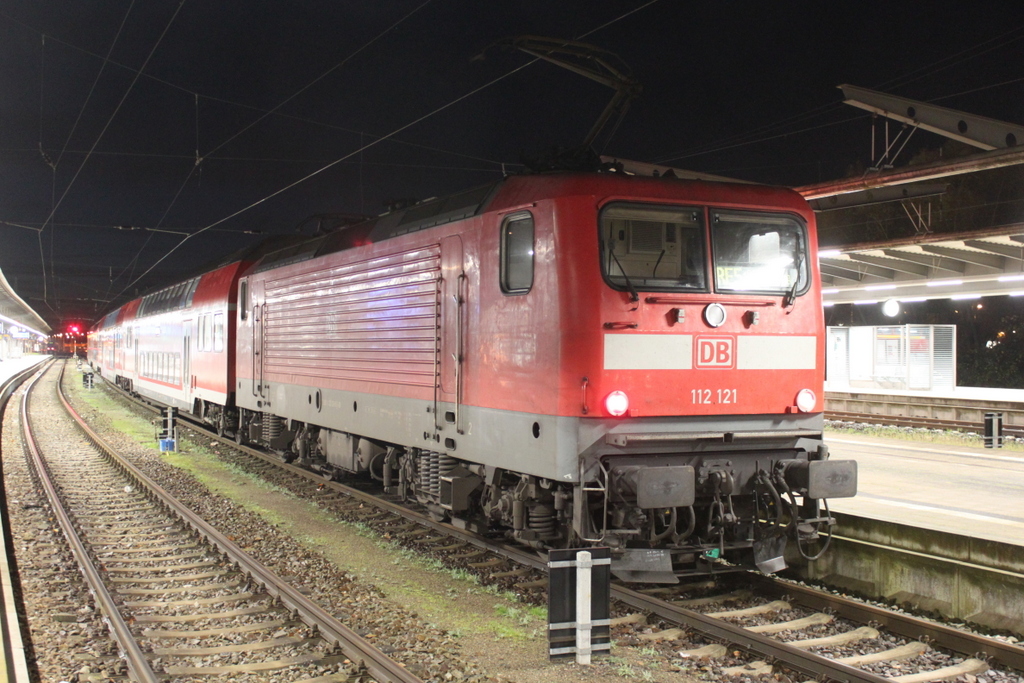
[500,212,534,294]
[198,315,207,352]
[213,312,224,352]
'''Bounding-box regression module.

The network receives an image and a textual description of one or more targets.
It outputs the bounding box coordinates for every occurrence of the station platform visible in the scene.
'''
[0,354,49,384]
[825,430,1024,548]
[826,382,1024,404]
[0,353,46,683]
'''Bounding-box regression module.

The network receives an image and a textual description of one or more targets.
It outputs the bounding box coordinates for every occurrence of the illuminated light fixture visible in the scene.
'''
[1010,291,1024,297]
[821,288,839,295]
[0,313,47,338]
[998,275,1024,282]
[927,279,963,287]
[852,300,877,305]
[818,249,841,258]
[951,293,981,300]
[795,388,817,413]
[605,391,630,417]
[703,303,727,328]
[882,299,900,317]
[864,284,897,291]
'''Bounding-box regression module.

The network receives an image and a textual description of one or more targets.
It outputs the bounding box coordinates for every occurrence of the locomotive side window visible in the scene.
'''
[600,203,706,292]
[239,280,249,321]
[500,212,534,294]
[712,212,808,294]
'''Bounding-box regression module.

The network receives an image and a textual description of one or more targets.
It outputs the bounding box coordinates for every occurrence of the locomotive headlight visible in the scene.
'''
[795,388,817,413]
[605,391,630,417]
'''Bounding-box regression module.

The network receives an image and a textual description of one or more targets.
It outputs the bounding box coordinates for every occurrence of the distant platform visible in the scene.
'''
[0,354,49,385]
[825,431,1024,548]
[826,383,1024,404]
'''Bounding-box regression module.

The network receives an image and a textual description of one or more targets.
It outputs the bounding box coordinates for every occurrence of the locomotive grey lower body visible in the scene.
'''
[229,378,856,581]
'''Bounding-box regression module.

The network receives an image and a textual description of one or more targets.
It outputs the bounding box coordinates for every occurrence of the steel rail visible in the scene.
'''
[209,440,897,682]
[161,410,900,683]
[106,376,1024,680]
[826,409,1024,438]
[0,359,53,683]
[751,575,1024,672]
[614,583,894,683]
[21,365,161,683]
[56,367,425,683]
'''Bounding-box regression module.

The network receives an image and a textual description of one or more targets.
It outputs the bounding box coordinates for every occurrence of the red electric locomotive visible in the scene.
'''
[225,170,855,579]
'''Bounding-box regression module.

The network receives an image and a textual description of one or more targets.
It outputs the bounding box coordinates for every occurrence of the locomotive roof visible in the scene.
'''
[252,181,502,274]
[250,170,808,274]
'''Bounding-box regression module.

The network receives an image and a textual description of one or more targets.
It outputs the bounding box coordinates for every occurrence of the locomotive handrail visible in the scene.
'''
[645,296,777,306]
[606,428,823,447]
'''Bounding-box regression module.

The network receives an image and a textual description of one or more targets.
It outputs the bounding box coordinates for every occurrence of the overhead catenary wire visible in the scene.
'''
[872,23,1024,93]
[106,0,441,296]
[0,146,505,172]
[51,1,136,171]
[114,1,664,302]
[0,9,517,170]
[32,0,187,268]
[654,22,1024,169]
[115,59,542,300]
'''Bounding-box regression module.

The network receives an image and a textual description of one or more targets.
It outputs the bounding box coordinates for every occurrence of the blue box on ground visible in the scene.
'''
[159,439,175,452]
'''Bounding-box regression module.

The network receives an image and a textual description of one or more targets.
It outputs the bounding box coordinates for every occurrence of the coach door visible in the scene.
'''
[252,279,266,398]
[439,236,465,435]
[131,329,138,379]
[183,320,193,399]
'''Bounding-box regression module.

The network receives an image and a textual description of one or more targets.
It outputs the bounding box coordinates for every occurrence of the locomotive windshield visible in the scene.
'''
[711,211,808,294]
[600,203,706,292]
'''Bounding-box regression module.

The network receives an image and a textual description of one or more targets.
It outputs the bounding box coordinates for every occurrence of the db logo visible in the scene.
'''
[695,336,735,368]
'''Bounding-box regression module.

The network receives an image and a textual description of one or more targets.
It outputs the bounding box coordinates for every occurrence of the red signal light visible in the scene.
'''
[68,324,81,335]
[605,391,629,417]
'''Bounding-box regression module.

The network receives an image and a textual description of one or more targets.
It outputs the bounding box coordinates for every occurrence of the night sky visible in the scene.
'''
[2,1,1024,328]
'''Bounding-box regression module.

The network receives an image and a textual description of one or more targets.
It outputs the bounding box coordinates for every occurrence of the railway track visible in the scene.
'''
[20,362,424,683]
[825,409,1024,439]
[92,370,1024,683]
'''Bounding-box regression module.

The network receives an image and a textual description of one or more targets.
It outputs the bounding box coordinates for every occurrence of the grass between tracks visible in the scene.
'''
[65,369,545,644]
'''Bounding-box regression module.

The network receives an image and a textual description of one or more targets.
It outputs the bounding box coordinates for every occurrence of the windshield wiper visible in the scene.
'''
[782,254,805,308]
[608,247,640,303]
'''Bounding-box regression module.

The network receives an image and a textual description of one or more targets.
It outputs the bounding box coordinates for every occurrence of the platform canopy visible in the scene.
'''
[0,266,50,337]
[819,224,1024,306]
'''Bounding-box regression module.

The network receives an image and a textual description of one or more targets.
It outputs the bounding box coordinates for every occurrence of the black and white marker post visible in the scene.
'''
[158,406,178,452]
[547,547,611,664]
